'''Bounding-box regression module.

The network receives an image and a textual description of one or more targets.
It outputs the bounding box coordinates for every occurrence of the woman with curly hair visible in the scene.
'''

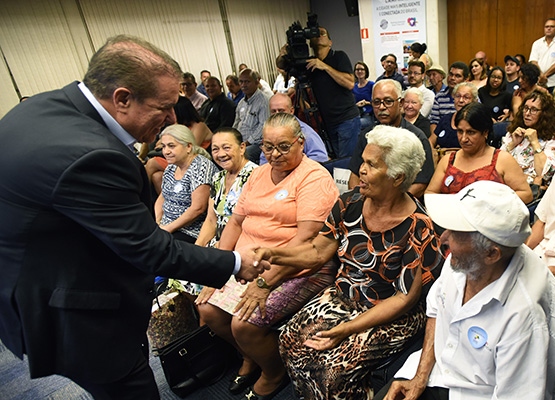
[502,89,555,186]
[512,63,548,115]
[468,58,487,88]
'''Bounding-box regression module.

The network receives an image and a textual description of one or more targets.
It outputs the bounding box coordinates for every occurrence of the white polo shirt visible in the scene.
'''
[530,36,555,88]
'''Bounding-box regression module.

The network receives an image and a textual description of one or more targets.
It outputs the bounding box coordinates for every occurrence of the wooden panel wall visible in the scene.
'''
[448,0,555,68]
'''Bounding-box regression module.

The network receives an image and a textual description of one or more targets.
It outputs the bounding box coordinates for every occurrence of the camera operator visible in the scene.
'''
[278,27,360,158]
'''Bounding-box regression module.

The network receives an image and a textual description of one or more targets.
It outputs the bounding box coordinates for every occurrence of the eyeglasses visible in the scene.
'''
[523,106,541,115]
[490,75,503,80]
[407,71,422,76]
[259,135,301,154]
[371,97,400,108]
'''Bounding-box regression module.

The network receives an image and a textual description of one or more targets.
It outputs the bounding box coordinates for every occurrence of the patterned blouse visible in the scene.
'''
[501,133,555,185]
[321,187,443,310]
[160,155,217,238]
[209,160,258,246]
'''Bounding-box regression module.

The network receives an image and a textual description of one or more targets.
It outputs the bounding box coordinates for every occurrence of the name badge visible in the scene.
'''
[275,189,288,200]
[468,326,488,349]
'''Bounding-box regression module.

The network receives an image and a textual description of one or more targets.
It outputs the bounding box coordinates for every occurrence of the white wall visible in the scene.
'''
[358,0,449,80]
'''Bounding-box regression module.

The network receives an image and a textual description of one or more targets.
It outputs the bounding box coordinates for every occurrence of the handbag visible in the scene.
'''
[157,324,234,397]
[147,289,199,351]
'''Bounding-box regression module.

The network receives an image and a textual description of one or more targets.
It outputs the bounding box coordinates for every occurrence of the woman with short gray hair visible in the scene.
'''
[403,87,432,138]
[255,124,443,399]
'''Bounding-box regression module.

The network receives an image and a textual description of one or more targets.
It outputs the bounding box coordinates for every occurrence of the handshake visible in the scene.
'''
[234,245,275,283]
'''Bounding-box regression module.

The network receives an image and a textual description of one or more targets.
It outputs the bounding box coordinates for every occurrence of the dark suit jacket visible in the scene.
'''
[0,82,235,383]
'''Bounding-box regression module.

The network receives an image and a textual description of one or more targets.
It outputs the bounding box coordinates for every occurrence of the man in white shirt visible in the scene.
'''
[407,60,435,118]
[530,18,555,93]
[377,181,555,400]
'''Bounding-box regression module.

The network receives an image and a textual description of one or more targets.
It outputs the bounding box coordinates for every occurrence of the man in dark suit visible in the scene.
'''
[0,35,267,399]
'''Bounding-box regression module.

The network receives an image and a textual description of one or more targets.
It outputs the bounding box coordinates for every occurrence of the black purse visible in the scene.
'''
[157,323,234,397]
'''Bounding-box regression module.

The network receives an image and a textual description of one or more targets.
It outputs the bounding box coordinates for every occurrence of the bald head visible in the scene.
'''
[475,51,487,63]
[269,93,294,114]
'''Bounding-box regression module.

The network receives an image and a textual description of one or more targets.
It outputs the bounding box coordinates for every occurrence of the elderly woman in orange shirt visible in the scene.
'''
[197,113,339,400]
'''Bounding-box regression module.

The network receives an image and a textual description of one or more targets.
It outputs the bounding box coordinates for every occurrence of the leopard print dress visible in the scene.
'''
[279,188,443,399]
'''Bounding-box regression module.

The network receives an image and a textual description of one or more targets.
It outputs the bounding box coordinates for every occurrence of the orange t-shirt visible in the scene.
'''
[234,156,339,250]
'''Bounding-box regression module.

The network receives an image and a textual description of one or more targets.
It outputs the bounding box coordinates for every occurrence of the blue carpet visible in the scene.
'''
[0,341,297,399]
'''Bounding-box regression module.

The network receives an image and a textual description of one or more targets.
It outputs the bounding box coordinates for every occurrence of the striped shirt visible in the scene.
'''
[429,86,455,125]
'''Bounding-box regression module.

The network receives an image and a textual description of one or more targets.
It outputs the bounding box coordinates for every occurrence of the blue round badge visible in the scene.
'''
[468,326,488,349]
[275,189,288,200]
[444,175,454,187]
[493,106,499,113]
[439,130,446,137]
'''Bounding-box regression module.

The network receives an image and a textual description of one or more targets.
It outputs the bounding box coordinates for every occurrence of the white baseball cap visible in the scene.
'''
[424,181,531,247]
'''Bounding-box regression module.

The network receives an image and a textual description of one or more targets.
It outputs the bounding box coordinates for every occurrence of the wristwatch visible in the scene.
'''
[256,276,272,290]
[534,147,543,154]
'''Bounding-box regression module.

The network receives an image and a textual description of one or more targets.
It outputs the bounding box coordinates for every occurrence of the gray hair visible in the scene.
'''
[160,124,212,160]
[365,125,425,192]
[403,87,424,105]
[453,82,479,102]
[263,113,304,140]
[373,79,403,98]
[83,35,182,102]
[239,68,260,82]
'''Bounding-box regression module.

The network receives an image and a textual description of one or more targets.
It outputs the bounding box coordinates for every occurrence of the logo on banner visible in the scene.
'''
[407,17,417,27]
[380,19,388,29]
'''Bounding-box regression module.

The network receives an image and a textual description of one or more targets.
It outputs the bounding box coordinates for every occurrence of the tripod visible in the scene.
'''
[292,78,336,159]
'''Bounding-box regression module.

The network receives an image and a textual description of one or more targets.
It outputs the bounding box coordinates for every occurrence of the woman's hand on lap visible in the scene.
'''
[234,282,271,320]
[303,323,351,351]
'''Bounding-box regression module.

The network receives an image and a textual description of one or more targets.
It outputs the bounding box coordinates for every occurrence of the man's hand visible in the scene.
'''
[235,245,271,283]
[539,73,548,85]
[306,58,328,72]
[383,378,427,400]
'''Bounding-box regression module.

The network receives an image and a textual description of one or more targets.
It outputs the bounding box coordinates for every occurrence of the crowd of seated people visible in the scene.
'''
[134,25,555,398]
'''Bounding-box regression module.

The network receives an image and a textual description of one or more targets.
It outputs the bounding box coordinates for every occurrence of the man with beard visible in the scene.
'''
[376,53,406,89]
[348,79,434,197]
[376,181,555,400]
[407,60,435,117]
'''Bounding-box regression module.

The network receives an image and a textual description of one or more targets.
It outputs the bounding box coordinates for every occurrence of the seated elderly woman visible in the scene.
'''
[429,82,478,159]
[501,89,555,188]
[255,125,444,399]
[426,103,532,203]
[146,96,213,194]
[195,127,258,248]
[197,113,339,399]
[403,87,431,138]
[154,124,217,246]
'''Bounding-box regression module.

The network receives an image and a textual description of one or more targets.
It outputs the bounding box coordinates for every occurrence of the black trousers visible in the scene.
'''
[71,346,160,400]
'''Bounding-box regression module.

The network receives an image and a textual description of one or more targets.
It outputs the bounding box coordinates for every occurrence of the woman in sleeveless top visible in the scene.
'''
[426,103,532,203]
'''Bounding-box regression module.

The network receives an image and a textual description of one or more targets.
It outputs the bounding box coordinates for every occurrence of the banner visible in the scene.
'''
[371,0,427,76]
